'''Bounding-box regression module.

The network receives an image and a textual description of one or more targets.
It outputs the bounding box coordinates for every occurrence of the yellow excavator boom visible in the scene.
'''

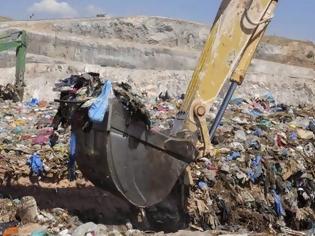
[169,0,278,157]
[174,0,278,140]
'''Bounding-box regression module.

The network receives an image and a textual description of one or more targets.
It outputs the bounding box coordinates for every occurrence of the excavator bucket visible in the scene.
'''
[72,98,196,207]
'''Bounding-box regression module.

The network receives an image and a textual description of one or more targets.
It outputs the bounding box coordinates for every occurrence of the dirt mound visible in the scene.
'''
[0,16,12,22]
[259,36,315,69]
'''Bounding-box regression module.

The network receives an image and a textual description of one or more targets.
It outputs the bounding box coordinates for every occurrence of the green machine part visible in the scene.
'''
[0,31,27,100]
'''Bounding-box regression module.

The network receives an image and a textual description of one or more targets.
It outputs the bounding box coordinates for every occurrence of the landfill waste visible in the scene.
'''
[48,73,315,234]
[0,83,21,102]
[183,95,315,233]
[51,73,152,136]
[2,226,19,236]
[0,99,72,184]
[17,196,39,224]
[0,72,314,235]
[0,196,155,235]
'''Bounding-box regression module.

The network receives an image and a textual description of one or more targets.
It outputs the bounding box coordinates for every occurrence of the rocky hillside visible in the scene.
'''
[0,16,314,104]
[260,36,315,68]
[0,16,11,22]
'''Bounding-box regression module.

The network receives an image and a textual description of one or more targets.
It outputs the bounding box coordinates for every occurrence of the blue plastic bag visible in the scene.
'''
[249,140,261,150]
[198,181,208,190]
[88,80,112,123]
[272,190,286,217]
[27,153,43,176]
[309,120,315,133]
[249,109,263,117]
[70,132,76,157]
[253,128,263,137]
[289,132,298,141]
[227,151,241,161]
[248,155,263,182]
[26,98,39,107]
[68,132,77,181]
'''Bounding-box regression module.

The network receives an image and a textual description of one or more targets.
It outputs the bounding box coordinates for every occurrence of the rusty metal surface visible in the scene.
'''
[73,99,196,207]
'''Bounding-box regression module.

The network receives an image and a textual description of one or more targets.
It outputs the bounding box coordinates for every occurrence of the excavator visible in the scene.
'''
[0,30,27,101]
[70,0,279,230]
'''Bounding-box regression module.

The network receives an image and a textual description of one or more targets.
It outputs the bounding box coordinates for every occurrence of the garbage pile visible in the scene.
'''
[185,96,315,233]
[0,196,145,236]
[0,83,20,102]
[1,71,314,234]
[146,93,315,234]
[51,72,152,131]
[50,73,315,233]
[0,196,79,235]
[0,99,73,184]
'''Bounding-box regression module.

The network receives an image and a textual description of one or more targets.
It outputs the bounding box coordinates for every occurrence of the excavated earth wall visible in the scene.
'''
[0,16,314,103]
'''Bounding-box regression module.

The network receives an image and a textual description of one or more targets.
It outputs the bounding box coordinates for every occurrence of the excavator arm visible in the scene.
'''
[0,31,27,100]
[172,0,278,156]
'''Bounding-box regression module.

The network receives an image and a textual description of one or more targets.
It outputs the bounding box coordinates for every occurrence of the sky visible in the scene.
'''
[0,0,314,42]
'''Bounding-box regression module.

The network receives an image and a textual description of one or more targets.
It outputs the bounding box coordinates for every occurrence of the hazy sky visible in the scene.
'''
[1,0,314,42]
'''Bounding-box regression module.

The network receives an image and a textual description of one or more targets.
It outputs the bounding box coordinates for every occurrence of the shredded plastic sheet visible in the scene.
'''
[88,80,112,123]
